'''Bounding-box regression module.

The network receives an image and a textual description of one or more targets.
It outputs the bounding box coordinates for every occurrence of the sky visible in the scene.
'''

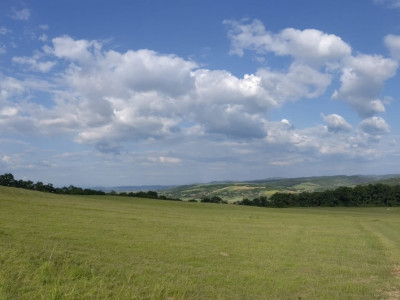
[1,0,400,187]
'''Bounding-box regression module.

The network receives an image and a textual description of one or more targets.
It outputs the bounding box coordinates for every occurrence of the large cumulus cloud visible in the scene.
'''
[225,19,398,119]
[224,19,352,65]
[1,19,398,179]
[332,54,397,117]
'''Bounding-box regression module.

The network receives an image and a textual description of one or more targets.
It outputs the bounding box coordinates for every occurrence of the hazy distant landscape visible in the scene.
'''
[100,174,400,201]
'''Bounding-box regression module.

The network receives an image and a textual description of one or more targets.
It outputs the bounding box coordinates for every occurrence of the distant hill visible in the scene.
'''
[371,176,400,186]
[159,174,400,201]
[92,185,173,192]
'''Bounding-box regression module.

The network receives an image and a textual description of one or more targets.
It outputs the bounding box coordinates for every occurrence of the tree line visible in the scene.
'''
[112,190,180,201]
[0,173,106,195]
[200,196,228,204]
[0,173,174,200]
[237,183,400,207]
[3,172,399,207]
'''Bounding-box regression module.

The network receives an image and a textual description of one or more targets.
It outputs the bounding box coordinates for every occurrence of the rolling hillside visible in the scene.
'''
[160,174,400,201]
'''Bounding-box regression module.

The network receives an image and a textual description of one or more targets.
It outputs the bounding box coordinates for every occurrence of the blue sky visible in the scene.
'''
[1,0,400,186]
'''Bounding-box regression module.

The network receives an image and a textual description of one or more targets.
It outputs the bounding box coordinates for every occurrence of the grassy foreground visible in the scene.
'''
[1,187,400,299]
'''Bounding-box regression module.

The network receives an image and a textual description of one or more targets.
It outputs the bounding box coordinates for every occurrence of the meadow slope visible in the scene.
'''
[1,186,400,299]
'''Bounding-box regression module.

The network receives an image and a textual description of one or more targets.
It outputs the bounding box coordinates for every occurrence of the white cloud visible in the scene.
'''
[269,158,304,166]
[257,63,331,103]
[0,26,11,35]
[280,119,292,127]
[332,54,398,117]
[196,104,267,139]
[38,34,48,42]
[385,34,400,60]
[44,35,101,62]
[0,74,25,101]
[192,69,275,138]
[26,37,281,146]
[0,28,397,175]
[225,19,351,65]
[359,116,390,135]
[1,106,18,117]
[261,117,388,160]
[11,8,31,21]
[322,113,352,133]
[0,73,62,136]
[148,156,181,164]
[0,28,10,54]
[12,56,56,73]
[193,69,277,114]
[31,25,393,152]
[60,47,197,99]
[265,120,315,148]
[225,19,398,119]
[2,155,13,164]
[373,0,400,8]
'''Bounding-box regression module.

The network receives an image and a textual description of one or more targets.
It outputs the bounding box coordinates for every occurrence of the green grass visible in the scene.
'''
[1,186,400,299]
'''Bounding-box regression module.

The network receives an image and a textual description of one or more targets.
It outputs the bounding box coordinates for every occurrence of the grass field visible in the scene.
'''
[1,186,400,299]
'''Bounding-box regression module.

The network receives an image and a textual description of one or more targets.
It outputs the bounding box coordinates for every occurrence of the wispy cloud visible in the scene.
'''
[12,56,56,73]
[0,26,11,35]
[10,8,31,21]
[385,34,400,60]
[373,0,400,9]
